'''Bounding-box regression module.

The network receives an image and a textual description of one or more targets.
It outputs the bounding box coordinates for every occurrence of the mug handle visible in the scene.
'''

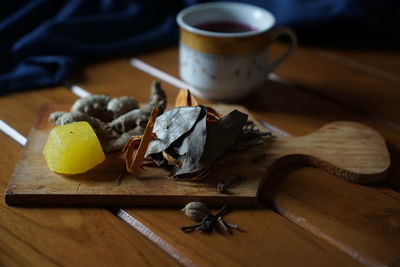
[269,27,298,71]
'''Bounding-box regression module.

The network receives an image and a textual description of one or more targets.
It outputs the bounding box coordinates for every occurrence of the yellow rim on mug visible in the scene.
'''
[180,28,273,55]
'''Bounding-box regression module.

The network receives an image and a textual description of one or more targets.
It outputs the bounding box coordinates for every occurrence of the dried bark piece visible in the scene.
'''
[124,143,157,167]
[175,89,199,107]
[162,151,182,168]
[206,106,222,123]
[174,90,220,123]
[141,159,157,166]
[125,108,159,176]
[122,135,142,153]
[122,136,142,171]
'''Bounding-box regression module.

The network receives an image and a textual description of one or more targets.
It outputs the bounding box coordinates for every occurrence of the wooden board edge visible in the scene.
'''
[4,192,258,207]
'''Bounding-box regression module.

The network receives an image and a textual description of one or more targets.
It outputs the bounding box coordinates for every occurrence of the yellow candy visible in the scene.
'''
[43,121,105,174]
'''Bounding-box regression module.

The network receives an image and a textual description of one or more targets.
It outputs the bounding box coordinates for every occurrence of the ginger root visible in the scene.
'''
[50,111,113,138]
[48,81,167,153]
[102,126,144,153]
[107,97,139,119]
[71,95,112,121]
[109,81,166,134]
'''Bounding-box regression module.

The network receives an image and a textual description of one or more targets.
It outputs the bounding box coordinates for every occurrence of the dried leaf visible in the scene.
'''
[171,107,208,177]
[145,106,202,157]
[125,108,158,175]
[171,109,247,179]
[175,89,199,107]
[200,110,248,165]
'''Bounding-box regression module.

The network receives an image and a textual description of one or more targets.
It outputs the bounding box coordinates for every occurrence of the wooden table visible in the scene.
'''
[1,43,400,266]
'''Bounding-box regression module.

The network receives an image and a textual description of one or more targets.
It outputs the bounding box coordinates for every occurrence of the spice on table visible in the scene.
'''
[217,175,246,194]
[181,202,209,222]
[123,108,158,176]
[181,203,240,234]
[234,122,272,151]
[217,216,231,233]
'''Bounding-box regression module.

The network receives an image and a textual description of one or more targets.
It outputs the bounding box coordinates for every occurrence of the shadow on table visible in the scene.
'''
[237,79,400,194]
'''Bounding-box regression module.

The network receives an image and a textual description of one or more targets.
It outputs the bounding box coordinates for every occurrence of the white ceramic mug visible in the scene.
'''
[177,2,297,100]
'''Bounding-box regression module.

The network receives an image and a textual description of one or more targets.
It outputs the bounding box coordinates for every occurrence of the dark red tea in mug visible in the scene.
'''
[194,20,257,33]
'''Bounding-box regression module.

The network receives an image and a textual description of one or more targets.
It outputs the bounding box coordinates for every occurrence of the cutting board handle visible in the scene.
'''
[258,121,391,189]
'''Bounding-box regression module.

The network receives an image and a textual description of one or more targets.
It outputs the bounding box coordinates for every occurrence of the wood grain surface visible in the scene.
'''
[313,48,400,82]
[125,206,362,267]
[1,41,400,267]
[0,91,179,266]
[67,58,366,266]
[131,47,400,266]
[272,45,400,126]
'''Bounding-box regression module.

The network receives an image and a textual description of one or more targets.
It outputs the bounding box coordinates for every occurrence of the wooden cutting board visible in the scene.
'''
[5,104,391,207]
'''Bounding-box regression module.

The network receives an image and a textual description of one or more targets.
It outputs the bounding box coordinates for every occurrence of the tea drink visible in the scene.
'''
[194,21,257,33]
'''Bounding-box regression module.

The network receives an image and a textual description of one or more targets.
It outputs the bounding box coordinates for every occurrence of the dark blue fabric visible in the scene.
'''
[0,0,186,93]
[0,0,398,94]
